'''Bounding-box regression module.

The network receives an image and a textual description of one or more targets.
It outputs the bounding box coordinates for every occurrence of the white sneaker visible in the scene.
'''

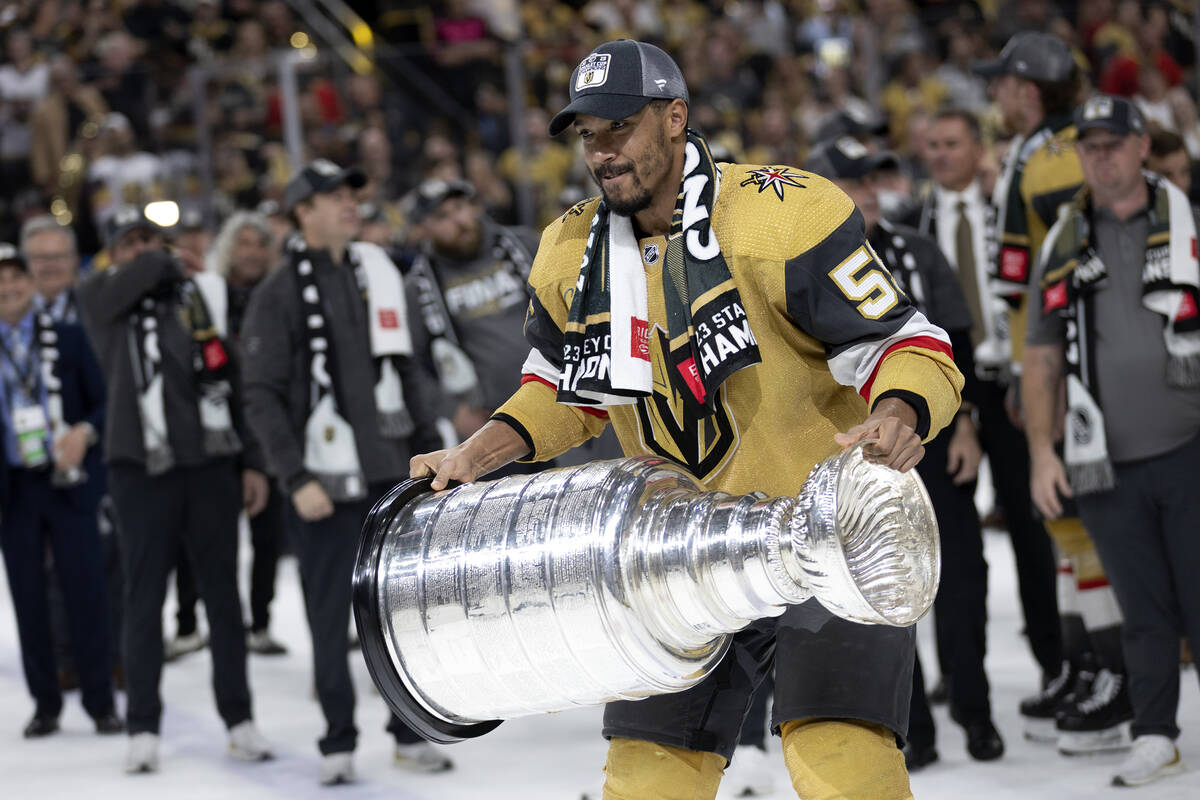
[125,733,160,774]
[246,629,288,656]
[164,631,205,662]
[228,720,273,761]
[1112,735,1184,787]
[320,752,355,785]
[723,744,775,796]
[393,741,454,773]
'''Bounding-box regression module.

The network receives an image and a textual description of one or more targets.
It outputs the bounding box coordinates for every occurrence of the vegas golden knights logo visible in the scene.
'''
[635,326,738,481]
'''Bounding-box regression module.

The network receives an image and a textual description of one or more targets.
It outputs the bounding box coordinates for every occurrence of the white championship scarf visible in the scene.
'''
[1039,174,1200,493]
[128,268,239,475]
[291,239,413,502]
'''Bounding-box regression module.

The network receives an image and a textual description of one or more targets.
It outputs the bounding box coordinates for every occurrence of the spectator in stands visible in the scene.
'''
[89,30,151,142]
[30,55,107,201]
[86,112,165,233]
[1148,128,1192,195]
[498,106,574,228]
[0,27,50,197]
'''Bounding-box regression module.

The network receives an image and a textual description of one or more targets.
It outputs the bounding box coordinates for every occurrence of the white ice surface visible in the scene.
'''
[1,484,1197,799]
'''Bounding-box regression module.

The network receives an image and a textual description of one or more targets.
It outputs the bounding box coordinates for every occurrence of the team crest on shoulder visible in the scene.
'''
[740,167,807,200]
[565,199,590,218]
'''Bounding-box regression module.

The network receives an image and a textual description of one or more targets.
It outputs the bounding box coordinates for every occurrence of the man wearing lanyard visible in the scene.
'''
[0,242,121,738]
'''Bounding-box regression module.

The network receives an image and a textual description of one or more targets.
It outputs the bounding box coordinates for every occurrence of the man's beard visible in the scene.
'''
[435,223,484,260]
[594,128,669,217]
[597,167,654,217]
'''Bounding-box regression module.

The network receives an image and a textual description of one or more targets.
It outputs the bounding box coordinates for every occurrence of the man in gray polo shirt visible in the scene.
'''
[1024,95,1200,789]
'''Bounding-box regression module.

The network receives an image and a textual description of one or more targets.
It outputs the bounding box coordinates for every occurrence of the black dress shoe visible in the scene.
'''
[23,714,60,738]
[93,711,125,735]
[965,719,1005,761]
[903,741,939,771]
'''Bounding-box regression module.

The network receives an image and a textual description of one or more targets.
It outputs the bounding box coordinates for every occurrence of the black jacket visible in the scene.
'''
[77,250,262,471]
[0,319,107,512]
[240,246,442,494]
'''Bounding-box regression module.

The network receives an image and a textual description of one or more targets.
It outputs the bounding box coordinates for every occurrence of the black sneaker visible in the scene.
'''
[1019,660,1083,743]
[1056,668,1134,755]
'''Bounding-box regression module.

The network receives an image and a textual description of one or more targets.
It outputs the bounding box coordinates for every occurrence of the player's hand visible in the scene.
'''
[834,398,924,472]
[410,446,484,491]
[292,480,334,521]
[1030,449,1072,519]
[946,415,983,485]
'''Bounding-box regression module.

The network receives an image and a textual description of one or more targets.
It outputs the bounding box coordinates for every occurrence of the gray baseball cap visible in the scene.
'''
[549,39,689,137]
[972,32,1075,83]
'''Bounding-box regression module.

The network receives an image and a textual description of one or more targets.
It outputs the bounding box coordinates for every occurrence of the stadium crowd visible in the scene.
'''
[0,0,1198,795]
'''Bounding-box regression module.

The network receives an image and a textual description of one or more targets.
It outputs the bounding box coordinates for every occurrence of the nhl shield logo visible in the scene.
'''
[643,243,659,264]
[576,54,611,92]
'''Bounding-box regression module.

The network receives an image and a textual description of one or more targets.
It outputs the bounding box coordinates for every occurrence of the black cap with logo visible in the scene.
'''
[549,39,689,137]
[1075,94,1146,137]
[403,178,476,223]
[0,242,27,273]
[972,32,1075,83]
[283,159,367,214]
[105,205,158,248]
[803,137,901,181]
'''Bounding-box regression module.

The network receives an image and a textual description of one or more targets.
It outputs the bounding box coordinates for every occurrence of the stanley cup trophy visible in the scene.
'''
[352,444,939,744]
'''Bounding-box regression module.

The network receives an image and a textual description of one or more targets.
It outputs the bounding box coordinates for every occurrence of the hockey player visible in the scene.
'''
[411,40,963,800]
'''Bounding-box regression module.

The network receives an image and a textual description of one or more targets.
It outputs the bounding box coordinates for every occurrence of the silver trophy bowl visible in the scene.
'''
[353,445,939,744]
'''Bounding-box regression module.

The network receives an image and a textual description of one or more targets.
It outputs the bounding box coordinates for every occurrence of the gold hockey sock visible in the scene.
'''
[599,736,726,800]
[780,718,914,800]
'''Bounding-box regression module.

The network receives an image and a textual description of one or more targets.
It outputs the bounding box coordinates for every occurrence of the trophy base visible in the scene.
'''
[352,477,503,744]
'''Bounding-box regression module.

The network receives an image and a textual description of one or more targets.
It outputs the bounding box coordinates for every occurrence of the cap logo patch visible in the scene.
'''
[311,159,340,176]
[576,53,611,91]
[834,136,869,159]
[1083,96,1113,120]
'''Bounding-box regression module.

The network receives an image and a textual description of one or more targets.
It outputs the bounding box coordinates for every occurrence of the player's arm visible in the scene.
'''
[782,203,963,469]
[411,211,609,487]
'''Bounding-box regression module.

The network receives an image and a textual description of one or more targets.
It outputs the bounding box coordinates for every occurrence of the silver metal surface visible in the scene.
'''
[364,445,939,727]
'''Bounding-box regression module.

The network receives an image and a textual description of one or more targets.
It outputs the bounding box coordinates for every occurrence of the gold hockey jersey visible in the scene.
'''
[495,164,963,498]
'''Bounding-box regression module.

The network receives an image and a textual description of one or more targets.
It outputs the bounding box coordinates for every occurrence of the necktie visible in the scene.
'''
[956,200,985,346]
[5,328,33,405]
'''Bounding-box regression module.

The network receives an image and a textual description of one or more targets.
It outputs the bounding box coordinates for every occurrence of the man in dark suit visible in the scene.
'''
[0,242,122,738]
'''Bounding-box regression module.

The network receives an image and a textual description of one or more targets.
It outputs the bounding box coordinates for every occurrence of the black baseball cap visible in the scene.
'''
[804,137,901,181]
[972,32,1075,83]
[283,159,367,213]
[0,242,27,273]
[549,39,689,136]
[403,178,476,223]
[105,205,158,248]
[1075,94,1146,137]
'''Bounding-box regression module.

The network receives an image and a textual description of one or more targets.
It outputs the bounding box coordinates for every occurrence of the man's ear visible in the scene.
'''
[667,98,689,137]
